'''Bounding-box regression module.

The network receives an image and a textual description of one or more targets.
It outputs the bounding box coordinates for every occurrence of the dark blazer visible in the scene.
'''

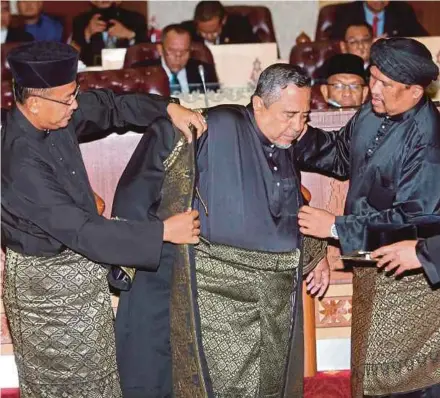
[419,235,440,285]
[331,1,428,40]
[72,6,148,66]
[133,58,220,93]
[181,14,258,45]
[5,27,34,43]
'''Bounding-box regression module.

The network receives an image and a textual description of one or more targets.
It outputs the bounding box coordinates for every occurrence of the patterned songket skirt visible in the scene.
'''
[3,249,121,398]
[195,239,301,398]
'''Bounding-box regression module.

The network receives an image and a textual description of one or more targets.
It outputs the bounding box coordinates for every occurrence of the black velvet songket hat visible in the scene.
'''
[7,41,79,89]
[324,54,366,81]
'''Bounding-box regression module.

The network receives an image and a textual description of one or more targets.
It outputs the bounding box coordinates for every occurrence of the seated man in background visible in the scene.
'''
[340,21,373,69]
[320,54,369,108]
[72,1,148,66]
[133,24,219,94]
[1,1,34,44]
[17,1,63,42]
[331,1,428,40]
[182,0,258,45]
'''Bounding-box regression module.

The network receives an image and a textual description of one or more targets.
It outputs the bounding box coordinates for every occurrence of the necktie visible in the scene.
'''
[372,15,379,37]
[169,73,181,93]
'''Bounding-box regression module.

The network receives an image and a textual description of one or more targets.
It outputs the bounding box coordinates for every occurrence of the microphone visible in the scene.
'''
[198,64,209,108]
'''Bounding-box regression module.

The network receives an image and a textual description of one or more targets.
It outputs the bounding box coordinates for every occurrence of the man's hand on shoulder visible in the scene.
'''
[167,103,207,143]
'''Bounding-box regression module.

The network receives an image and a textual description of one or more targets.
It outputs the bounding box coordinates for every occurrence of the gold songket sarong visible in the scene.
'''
[195,238,301,398]
[3,249,121,398]
[351,267,440,397]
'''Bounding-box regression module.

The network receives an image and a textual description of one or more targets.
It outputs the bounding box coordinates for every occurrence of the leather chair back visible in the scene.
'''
[315,4,340,41]
[225,5,277,43]
[289,40,341,80]
[1,42,25,81]
[124,41,214,68]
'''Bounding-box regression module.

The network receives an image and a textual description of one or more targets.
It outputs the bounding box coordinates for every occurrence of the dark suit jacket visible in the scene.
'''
[5,27,34,43]
[72,6,148,66]
[133,58,219,93]
[181,14,258,45]
[330,1,428,40]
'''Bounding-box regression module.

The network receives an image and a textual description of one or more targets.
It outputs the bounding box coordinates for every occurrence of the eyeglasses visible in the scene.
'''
[328,83,364,91]
[345,38,372,47]
[31,84,80,106]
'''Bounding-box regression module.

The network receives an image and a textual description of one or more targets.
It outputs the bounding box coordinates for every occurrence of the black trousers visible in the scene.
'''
[367,383,440,398]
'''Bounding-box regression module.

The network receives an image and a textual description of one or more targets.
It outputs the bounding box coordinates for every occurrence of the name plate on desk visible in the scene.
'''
[207,43,278,87]
[101,48,127,70]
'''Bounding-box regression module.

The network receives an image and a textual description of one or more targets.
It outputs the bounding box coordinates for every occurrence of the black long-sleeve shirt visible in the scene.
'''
[295,96,440,255]
[2,89,170,269]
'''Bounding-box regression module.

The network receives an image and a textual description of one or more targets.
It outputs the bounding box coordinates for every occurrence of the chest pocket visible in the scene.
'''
[367,168,395,211]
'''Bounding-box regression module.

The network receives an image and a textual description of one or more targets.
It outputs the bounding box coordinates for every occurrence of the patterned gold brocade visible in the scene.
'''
[154,135,210,397]
[3,249,121,398]
[195,239,301,398]
[302,236,327,275]
[351,267,440,397]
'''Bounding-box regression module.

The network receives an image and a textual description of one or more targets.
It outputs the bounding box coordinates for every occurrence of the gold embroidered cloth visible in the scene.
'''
[195,239,301,398]
[351,267,440,397]
[3,249,121,398]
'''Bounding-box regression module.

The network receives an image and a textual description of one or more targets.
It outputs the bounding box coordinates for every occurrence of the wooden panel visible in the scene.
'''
[407,1,440,36]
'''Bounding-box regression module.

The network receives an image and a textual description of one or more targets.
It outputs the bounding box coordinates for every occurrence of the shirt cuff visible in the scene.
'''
[416,239,440,285]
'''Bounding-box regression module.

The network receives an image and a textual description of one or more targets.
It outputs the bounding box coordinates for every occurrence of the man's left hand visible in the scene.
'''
[306,257,330,298]
[371,240,422,277]
[167,103,207,142]
[298,205,336,239]
[108,19,135,40]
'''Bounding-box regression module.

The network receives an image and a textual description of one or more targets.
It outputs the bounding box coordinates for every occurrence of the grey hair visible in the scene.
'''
[253,63,311,107]
[12,80,50,104]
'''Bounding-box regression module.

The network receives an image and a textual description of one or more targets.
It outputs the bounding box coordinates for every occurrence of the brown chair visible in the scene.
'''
[77,66,170,97]
[225,5,277,43]
[1,42,27,81]
[289,40,341,81]
[1,80,14,110]
[315,3,340,41]
[310,84,328,111]
[123,41,214,69]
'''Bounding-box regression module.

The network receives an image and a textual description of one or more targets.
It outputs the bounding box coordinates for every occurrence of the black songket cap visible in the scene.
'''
[7,41,79,89]
[370,38,439,88]
[324,53,366,81]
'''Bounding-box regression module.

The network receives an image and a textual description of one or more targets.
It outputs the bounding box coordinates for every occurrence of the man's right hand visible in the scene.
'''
[163,210,200,244]
[84,14,107,42]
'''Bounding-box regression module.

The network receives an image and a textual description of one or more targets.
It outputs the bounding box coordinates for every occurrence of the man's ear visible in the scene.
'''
[157,43,163,57]
[252,95,264,113]
[340,40,348,54]
[362,85,369,103]
[221,15,227,26]
[320,84,329,102]
[28,97,39,115]
[411,85,424,101]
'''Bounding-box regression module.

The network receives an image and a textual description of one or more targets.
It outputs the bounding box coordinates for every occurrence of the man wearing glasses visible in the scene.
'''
[133,24,219,94]
[1,41,206,397]
[340,22,373,69]
[320,53,369,108]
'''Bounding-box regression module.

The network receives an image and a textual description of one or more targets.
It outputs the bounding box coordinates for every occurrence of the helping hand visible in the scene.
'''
[163,210,200,245]
[298,205,336,239]
[305,257,330,298]
[371,240,422,277]
[167,103,207,142]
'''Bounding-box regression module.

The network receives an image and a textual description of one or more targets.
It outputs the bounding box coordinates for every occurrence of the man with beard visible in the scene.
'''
[296,38,440,397]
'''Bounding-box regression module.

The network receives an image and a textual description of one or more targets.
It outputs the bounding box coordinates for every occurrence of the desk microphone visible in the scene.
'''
[198,64,209,108]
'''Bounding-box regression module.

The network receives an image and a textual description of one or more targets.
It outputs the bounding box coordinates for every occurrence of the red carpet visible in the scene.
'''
[1,371,351,397]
